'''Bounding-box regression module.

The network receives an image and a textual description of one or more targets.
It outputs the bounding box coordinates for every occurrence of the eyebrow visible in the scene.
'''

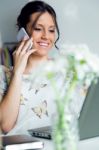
[35,23,56,28]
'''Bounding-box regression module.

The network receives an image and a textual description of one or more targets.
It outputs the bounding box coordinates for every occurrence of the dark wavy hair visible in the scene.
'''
[17,0,60,49]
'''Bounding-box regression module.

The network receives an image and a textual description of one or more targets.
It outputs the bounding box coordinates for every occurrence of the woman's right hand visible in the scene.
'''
[13,38,36,76]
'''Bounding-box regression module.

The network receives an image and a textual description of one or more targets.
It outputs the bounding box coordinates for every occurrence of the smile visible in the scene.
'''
[38,42,49,48]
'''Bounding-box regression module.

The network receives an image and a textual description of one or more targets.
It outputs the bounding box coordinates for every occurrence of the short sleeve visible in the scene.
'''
[0,65,8,102]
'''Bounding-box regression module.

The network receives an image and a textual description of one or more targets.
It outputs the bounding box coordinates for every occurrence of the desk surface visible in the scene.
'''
[36,136,99,150]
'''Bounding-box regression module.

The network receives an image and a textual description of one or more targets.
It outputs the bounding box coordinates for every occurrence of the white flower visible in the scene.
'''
[42,44,99,150]
[44,57,68,76]
[60,44,99,75]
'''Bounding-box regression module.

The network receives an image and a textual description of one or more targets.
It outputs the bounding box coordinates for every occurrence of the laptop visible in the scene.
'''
[28,80,99,140]
[28,126,52,140]
[2,134,44,150]
[79,80,99,140]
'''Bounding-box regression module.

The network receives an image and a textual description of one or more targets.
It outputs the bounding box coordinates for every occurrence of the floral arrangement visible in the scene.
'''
[43,44,99,150]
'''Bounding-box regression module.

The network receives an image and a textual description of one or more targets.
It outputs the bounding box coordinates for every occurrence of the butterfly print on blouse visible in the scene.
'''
[20,94,28,105]
[32,100,49,118]
[35,84,47,94]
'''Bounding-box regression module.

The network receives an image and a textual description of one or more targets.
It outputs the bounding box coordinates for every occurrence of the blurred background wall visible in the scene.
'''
[0,0,99,54]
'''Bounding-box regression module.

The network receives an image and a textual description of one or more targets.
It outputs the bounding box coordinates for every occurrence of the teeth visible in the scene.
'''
[39,42,48,46]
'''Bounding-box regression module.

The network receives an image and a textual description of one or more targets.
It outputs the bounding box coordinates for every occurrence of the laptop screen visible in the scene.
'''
[79,80,99,140]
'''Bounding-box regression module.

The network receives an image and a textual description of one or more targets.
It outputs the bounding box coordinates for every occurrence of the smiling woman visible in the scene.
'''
[27,12,56,56]
[0,0,60,135]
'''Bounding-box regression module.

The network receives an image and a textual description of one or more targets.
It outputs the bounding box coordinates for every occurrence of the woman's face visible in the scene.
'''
[26,12,56,56]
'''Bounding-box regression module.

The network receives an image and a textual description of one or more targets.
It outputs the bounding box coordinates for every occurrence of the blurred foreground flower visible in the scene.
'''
[44,44,99,150]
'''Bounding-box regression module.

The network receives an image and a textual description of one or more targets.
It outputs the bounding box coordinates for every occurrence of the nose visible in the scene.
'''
[41,29,49,39]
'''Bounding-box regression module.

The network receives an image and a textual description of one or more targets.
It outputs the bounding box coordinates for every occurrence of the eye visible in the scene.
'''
[34,27,42,31]
[49,29,55,33]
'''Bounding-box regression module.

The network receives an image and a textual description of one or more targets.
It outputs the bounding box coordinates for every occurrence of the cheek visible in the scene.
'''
[31,32,40,41]
[51,35,56,45]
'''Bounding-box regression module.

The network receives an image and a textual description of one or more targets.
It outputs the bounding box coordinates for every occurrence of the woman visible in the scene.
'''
[0,0,60,135]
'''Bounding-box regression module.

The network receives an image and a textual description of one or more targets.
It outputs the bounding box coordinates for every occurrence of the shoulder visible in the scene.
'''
[0,65,12,74]
[0,65,6,76]
[0,65,12,83]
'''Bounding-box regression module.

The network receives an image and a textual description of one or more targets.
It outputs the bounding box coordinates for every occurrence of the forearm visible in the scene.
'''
[0,73,22,133]
[0,39,35,133]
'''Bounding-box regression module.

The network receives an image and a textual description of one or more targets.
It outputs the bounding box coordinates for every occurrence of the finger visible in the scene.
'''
[30,36,34,49]
[21,38,33,54]
[12,50,17,56]
[25,49,37,58]
[16,40,26,55]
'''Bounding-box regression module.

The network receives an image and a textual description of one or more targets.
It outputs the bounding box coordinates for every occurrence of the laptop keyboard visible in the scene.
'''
[28,126,52,139]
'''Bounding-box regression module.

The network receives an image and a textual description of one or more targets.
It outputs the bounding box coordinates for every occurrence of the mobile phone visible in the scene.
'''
[17,27,33,50]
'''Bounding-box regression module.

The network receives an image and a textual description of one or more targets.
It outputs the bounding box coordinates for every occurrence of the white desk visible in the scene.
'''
[78,137,99,150]
[36,137,99,150]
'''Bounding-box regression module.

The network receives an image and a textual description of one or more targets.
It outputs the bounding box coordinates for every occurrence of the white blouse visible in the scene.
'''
[0,64,89,135]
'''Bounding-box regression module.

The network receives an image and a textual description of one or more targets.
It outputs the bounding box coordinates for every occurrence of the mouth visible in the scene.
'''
[37,42,49,48]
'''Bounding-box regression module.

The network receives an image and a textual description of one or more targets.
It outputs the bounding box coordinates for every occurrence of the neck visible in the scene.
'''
[30,54,48,62]
[24,54,48,74]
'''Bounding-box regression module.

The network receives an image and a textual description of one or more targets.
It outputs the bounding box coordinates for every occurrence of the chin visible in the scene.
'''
[36,48,50,56]
[34,51,48,57]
